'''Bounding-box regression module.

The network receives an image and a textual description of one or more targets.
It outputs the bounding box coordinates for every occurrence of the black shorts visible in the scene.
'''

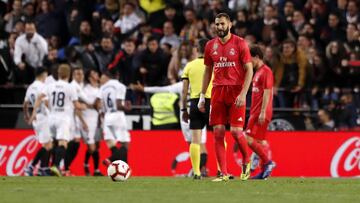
[189,98,210,130]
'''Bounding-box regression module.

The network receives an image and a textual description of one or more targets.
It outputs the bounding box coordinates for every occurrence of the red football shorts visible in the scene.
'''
[210,85,245,127]
[246,115,270,140]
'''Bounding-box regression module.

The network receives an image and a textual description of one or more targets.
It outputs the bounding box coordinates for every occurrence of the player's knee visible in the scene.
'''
[213,127,225,139]
[200,144,207,153]
[230,129,243,137]
[246,135,254,145]
[88,144,96,153]
[121,142,129,149]
[43,142,53,150]
[58,140,68,148]
[106,140,115,148]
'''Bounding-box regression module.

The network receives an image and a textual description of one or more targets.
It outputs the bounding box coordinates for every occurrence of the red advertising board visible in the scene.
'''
[0,130,359,177]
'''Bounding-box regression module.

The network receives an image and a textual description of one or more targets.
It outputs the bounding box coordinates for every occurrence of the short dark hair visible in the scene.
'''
[215,13,231,21]
[198,38,209,54]
[147,36,158,43]
[35,67,47,77]
[72,66,83,73]
[24,20,36,26]
[250,45,264,59]
[85,69,97,83]
[103,68,118,79]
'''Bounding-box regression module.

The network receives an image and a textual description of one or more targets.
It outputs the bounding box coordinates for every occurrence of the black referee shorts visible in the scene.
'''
[189,98,210,130]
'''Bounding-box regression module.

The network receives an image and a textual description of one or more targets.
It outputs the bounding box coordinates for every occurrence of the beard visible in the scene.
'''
[216,27,230,38]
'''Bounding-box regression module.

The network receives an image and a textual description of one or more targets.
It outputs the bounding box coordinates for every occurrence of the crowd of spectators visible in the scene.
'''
[0,0,359,130]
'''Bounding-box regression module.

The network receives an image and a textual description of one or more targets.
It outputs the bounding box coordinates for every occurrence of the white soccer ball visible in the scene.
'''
[107,160,131,181]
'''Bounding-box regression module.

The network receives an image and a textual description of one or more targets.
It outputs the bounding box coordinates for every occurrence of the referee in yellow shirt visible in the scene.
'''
[181,38,211,179]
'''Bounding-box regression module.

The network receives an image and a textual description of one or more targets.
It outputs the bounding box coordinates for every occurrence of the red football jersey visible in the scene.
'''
[250,64,274,119]
[204,34,251,87]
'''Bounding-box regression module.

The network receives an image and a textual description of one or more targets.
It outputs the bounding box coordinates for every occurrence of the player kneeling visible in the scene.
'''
[95,70,131,166]
[246,46,276,179]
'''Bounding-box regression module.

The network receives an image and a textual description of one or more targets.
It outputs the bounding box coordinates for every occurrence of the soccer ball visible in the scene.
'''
[107,160,131,181]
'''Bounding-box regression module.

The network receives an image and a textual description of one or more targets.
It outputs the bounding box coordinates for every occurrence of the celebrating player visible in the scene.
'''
[64,67,89,176]
[96,70,131,165]
[198,13,254,181]
[30,64,86,176]
[82,69,102,176]
[23,67,52,176]
[246,45,276,179]
[181,38,210,180]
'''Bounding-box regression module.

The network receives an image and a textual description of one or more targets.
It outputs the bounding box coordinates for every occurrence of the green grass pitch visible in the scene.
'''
[1,177,359,203]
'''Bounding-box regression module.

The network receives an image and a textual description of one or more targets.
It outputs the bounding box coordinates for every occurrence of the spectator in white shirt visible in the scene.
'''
[13,21,48,84]
[160,21,180,50]
[114,2,142,34]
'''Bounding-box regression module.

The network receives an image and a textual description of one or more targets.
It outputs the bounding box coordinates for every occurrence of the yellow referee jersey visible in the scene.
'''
[181,58,212,99]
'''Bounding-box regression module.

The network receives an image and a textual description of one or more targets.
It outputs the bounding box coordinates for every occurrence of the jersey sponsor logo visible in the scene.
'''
[238,117,243,122]
[330,136,360,177]
[214,57,236,68]
[229,48,235,56]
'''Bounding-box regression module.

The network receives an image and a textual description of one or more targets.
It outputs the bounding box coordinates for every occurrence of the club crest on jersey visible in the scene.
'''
[229,48,235,56]
[212,43,219,55]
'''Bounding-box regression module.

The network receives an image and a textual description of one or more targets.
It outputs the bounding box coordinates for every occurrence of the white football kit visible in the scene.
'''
[45,79,78,141]
[82,84,100,144]
[97,79,130,142]
[70,80,92,140]
[24,80,51,144]
[144,82,207,144]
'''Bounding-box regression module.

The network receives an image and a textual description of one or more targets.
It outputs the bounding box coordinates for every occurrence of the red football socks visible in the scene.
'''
[249,141,270,165]
[232,131,249,164]
[214,127,227,175]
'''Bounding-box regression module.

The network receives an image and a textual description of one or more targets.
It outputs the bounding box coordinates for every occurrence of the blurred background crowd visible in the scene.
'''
[0,0,359,130]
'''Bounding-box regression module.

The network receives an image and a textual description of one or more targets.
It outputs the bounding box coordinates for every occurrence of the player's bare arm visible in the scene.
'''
[23,100,31,124]
[235,62,253,108]
[116,100,132,112]
[198,65,213,112]
[75,109,89,132]
[181,79,190,122]
[259,89,271,124]
[74,100,87,111]
[29,93,46,123]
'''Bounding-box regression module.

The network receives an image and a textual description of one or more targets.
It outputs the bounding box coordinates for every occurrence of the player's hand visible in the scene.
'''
[82,122,89,132]
[197,93,206,113]
[291,86,302,93]
[130,81,144,92]
[139,67,148,74]
[182,111,189,123]
[18,62,26,70]
[235,93,246,108]
[28,114,36,125]
[79,103,87,110]
[124,101,132,111]
[258,112,266,125]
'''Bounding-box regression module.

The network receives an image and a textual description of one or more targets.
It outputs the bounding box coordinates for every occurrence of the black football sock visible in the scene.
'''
[109,146,118,161]
[40,149,51,168]
[84,149,91,165]
[119,146,128,163]
[200,153,208,170]
[92,150,100,170]
[64,141,74,170]
[69,142,80,164]
[53,146,66,167]
[32,147,46,167]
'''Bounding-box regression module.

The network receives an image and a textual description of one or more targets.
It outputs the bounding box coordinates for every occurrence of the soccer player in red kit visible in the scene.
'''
[246,45,276,179]
[198,13,254,181]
